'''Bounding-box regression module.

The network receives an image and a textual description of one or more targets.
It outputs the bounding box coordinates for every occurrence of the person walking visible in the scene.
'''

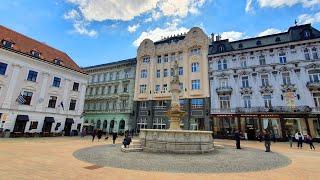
[295,132,304,149]
[264,130,271,152]
[91,129,96,142]
[235,131,241,149]
[307,134,316,150]
[112,132,118,144]
[288,133,293,148]
[97,129,103,142]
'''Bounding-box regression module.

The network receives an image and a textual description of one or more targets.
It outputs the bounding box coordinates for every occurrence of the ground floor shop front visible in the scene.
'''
[212,114,320,141]
[83,113,131,135]
[0,110,82,137]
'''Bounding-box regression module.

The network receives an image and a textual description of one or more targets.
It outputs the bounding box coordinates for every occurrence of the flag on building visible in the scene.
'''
[17,92,26,104]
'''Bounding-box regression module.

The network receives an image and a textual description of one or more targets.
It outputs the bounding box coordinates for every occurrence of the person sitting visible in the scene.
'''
[122,135,132,148]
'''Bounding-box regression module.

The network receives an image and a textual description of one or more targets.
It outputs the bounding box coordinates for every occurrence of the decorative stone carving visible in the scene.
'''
[260,85,273,94]
[216,86,233,95]
[306,81,320,91]
[240,87,253,95]
[281,84,296,93]
[305,63,320,69]
[278,66,292,72]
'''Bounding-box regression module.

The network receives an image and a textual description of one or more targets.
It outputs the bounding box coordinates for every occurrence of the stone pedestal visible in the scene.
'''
[140,129,214,154]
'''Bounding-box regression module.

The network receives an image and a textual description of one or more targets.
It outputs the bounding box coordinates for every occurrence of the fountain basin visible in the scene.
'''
[139,129,214,154]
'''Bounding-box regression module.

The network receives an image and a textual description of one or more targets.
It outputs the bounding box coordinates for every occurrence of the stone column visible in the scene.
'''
[36,72,50,111]
[2,64,21,109]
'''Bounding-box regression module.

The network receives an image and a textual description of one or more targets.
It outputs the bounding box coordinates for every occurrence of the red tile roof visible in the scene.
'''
[0,25,84,73]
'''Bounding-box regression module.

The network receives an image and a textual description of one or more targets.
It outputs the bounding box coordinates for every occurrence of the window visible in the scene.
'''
[170,68,174,76]
[31,50,40,58]
[179,83,183,90]
[108,86,112,94]
[153,118,166,129]
[2,40,13,48]
[190,48,200,55]
[115,72,120,80]
[313,93,320,107]
[242,76,249,88]
[164,54,169,62]
[157,56,162,63]
[124,71,129,79]
[141,69,147,78]
[219,78,228,88]
[191,62,200,72]
[54,59,62,65]
[27,70,38,82]
[123,84,128,93]
[140,84,147,93]
[22,91,33,105]
[309,70,320,83]
[191,99,204,108]
[261,74,269,87]
[238,43,243,49]
[218,45,225,52]
[156,69,161,78]
[243,96,251,108]
[48,96,57,108]
[240,59,247,68]
[29,121,38,130]
[72,82,79,91]
[178,67,183,75]
[52,77,61,87]
[163,84,168,92]
[69,99,76,110]
[219,96,230,109]
[109,72,113,81]
[303,30,311,38]
[138,118,147,129]
[304,48,311,60]
[256,40,262,46]
[282,72,291,85]
[140,101,147,109]
[223,60,227,69]
[155,85,160,92]
[275,37,281,42]
[114,85,118,93]
[171,53,176,61]
[192,79,200,90]
[164,69,168,77]
[259,55,266,65]
[279,52,287,64]
[263,95,272,108]
[143,56,150,63]
[178,52,183,60]
[121,100,128,109]
[312,47,318,59]
[218,60,222,70]
[0,62,8,75]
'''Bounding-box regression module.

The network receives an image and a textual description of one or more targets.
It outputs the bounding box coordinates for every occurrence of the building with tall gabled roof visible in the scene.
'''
[0,25,88,137]
[208,23,320,141]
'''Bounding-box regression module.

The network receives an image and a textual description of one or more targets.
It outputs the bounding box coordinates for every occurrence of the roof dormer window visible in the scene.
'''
[2,40,13,49]
[303,30,311,39]
[31,50,40,58]
[218,44,225,52]
[275,37,281,42]
[256,40,262,46]
[54,58,62,65]
[238,43,243,49]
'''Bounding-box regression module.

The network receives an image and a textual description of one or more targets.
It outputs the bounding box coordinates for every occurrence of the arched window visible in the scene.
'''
[96,120,101,129]
[119,120,125,130]
[103,120,107,131]
[218,60,222,70]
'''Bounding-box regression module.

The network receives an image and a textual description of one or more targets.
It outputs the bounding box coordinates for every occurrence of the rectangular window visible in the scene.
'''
[164,54,169,62]
[178,67,183,75]
[3,40,13,48]
[219,96,230,109]
[0,62,7,75]
[190,48,200,56]
[153,118,166,130]
[108,86,112,94]
[312,48,318,59]
[140,101,147,109]
[123,84,128,93]
[29,121,38,130]
[242,76,249,88]
[240,60,247,68]
[170,68,174,76]
[164,69,168,77]
[157,56,162,63]
[171,53,176,61]
[191,62,200,72]
[52,77,61,87]
[192,79,200,90]
[191,99,204,108]
[141,69,147,78]
[69,99,77,110]
[124,71,129,79]
[156,69,161,78]
[27,70,38,82]
[279,52,287,64]
[179,83,183,90]
[163,84,168,92]
[109,73,113,81]
[140,84,147,93]
[313,93,320,107]
[261,74,269,87]
[48,96,57,108]
[304,49,311,60]
[263,95,272,108]
[143,57,150,63]
[138,117,147,129]
[178,52,183,60]
[72,82,79,91]
[282,72,291,85]
[243,96,251,108]
[155,85,160,92]
[23,91,33,105]
[114,85,118,93]
[219,78,228,88]
[259,55,266,65]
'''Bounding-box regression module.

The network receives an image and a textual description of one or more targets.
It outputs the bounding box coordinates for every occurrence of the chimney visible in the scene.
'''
[211,33,215,42]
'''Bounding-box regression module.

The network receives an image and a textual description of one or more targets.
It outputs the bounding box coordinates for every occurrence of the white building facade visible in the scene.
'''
[0,25,87,137]
[209,24,320,140]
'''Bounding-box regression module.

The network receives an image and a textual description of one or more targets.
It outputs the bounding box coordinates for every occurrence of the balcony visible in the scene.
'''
[211,108,236,114]
[216,86,233,95]
[281,83,296,93]
[260,85,273,94]
[306,81,320,91]
[85,108,132,114]
[240,87,253,95]
[236,106,311,113]
[312,107,320,113]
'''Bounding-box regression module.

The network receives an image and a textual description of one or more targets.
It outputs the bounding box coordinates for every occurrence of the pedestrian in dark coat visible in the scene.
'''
[235,131,241,149]
[264,130,271,152]
[307,134,315,150]
[92,129,96,142]
[97,129,103,142]
[112,132,118,144]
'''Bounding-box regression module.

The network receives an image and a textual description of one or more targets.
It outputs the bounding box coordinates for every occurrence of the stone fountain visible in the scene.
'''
[139,60,214,154]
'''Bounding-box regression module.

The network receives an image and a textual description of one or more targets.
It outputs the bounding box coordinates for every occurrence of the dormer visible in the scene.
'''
[1,39,14,49]
[54,58,63,65]
[30,49,41,58]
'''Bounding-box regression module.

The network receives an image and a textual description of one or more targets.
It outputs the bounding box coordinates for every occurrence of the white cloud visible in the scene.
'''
[128,24,140,33]
[66,0,207,22]
[64,9,80,20]
[257,28,282,37]
[133,21,188,46]
[245,0,254,13]
[257,0,320,8]
[220,31,245,41]
[298,11,320,24]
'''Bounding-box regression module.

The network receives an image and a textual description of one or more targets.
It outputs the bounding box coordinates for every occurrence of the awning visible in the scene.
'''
[65,118,74,124]
[16,115,29,122]
[44,117,55,123]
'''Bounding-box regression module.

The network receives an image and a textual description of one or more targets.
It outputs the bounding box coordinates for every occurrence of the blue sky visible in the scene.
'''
[0,0,319,67]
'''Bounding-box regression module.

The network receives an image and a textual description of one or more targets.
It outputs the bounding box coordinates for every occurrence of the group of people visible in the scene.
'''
[235,130,316,152]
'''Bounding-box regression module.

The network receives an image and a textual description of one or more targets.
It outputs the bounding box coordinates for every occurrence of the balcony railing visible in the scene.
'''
[306,81,320,90]
[211,106,312,114]
[153,106,167,110]
[85,108,132,113]
[211,108,236,113]
[216,86,233,94]
[312,107,320,113]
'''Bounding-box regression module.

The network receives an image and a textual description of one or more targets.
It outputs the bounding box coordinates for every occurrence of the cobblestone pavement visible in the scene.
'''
[73,144,290,173]
[0,136,319,180]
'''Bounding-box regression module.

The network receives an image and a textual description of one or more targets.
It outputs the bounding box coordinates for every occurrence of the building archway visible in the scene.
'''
[119,120,125,134]
[103,120,108,133]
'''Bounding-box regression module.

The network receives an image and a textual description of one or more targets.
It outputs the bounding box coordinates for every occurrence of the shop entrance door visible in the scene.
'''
[246,124,256,140]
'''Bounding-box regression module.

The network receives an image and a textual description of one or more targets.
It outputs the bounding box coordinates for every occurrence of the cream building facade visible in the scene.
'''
[0,25,87,137]
[134,27,211,131]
